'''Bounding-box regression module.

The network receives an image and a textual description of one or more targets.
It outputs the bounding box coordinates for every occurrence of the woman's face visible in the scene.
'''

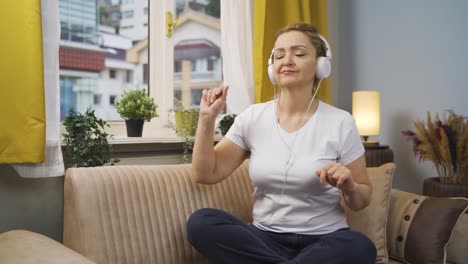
[273,31,317,88]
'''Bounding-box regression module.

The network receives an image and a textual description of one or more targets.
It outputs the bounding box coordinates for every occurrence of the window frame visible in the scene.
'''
[143,0,175,138]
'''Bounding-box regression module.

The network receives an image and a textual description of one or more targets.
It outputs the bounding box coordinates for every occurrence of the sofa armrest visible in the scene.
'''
[0,230,94,264]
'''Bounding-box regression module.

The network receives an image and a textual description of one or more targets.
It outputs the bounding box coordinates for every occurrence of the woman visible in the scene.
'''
[187,22,377,264]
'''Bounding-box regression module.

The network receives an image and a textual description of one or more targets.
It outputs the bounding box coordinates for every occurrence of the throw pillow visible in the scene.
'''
[387,189,468,264]
[342,163,396,264]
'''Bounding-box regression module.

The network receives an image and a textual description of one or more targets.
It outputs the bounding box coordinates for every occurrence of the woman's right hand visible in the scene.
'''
[199,85,229,118]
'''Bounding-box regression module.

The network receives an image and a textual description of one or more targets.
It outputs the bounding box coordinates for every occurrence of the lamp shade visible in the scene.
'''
[352,91,380,136]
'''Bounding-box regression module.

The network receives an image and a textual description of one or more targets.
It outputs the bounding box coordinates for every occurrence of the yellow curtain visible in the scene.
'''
[254,0,328,103]
[0,0,45,163]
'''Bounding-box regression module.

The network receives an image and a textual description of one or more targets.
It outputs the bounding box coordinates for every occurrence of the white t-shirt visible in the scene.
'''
[225,100,365,235]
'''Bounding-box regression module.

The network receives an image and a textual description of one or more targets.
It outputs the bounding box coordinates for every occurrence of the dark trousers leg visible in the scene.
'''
[187,208,288,264]
[290,229,377,264]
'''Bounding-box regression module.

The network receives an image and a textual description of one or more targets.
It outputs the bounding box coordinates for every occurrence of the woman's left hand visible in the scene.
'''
[316,163,358,194]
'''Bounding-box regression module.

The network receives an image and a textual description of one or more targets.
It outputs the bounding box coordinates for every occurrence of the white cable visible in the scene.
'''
[264,78,323,224]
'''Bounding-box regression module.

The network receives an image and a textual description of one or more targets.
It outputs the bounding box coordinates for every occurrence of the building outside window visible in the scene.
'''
[59,0,223,135]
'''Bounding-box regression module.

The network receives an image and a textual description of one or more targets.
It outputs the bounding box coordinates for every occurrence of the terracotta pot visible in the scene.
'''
[423,177,468,198]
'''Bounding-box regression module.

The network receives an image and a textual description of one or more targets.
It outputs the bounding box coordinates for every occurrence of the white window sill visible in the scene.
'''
[108,134,222,153]
[62,120,223,153]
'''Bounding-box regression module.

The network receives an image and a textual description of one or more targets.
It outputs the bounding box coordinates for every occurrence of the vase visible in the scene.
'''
[125,119,144,137]
[174,109,198,137]
[423,177,468,198]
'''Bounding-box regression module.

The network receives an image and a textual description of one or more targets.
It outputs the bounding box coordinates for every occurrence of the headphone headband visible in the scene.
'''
[317,34,332,60]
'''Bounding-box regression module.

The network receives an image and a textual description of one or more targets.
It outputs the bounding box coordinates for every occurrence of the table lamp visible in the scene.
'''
[352,91,380,146]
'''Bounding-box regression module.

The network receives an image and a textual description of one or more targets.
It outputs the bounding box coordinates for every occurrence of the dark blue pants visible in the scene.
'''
[187,208,376,264]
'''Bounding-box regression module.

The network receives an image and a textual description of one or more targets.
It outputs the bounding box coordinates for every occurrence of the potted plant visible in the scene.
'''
[168,99,199,163]
[115,89,158,137]
[217,114,237,136]
[171,99,199,137]
[402,110,468,197]
[62,108,119,168]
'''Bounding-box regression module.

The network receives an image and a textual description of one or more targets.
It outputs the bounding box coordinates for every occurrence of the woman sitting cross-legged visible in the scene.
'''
[187,22,377,264]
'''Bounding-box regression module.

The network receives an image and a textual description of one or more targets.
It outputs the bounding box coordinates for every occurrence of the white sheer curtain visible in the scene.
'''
[13,0,64,178]
[220,0,254,113]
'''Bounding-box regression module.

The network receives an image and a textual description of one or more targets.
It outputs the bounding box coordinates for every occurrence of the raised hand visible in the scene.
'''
[200,85,229,118]
[316,163,358,194]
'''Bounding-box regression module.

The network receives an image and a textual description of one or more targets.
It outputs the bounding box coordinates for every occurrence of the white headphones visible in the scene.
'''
[268,34,332,85]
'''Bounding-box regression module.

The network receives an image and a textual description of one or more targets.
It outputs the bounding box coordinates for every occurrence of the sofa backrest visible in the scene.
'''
[63,161,253,264]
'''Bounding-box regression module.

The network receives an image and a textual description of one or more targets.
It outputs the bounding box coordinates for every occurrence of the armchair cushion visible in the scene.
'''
[343,163,396,264]
[387,189,468,264]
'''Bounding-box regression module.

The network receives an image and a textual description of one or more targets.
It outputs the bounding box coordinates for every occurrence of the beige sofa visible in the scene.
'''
[1,161,466,263]
[61,161,467,264]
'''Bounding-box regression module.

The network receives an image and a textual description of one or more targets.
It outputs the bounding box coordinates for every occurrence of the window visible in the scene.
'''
[191,60,197,72]
[174,90,182,102]
[60,74,98,120]
[126,70,133,83]
[110,11,121,20]
[121,10,134,19]
[207,58,214,71]
[143,63,148,84]
[59,0,99,45]
[94,94,102,105]
[109,95,117,105]
[59,0,223,136]
[109,69,116,79]
[120,25,134,30]
[174,61,181,72]
[191,88,204,106]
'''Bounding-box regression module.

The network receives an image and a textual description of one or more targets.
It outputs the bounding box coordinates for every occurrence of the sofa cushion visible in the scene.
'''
[447,213,468,264]
[387,189,468,264]
[343,163,396,264]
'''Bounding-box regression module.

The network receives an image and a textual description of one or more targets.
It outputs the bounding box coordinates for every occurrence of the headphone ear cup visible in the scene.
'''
[268,64,277,85]
[316,56,331,79]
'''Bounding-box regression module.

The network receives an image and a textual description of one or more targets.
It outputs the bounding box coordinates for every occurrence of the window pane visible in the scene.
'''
[59,0,149,121]
[173,0,222,109]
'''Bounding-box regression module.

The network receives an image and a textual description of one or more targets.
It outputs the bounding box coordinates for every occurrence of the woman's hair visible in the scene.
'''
[275,22,327,59]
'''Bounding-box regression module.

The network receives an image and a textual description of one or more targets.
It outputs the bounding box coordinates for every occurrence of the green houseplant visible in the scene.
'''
[115,89,158,137]
[402,110,468,197]
[62,108,119,167]
[218,114,237,136]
